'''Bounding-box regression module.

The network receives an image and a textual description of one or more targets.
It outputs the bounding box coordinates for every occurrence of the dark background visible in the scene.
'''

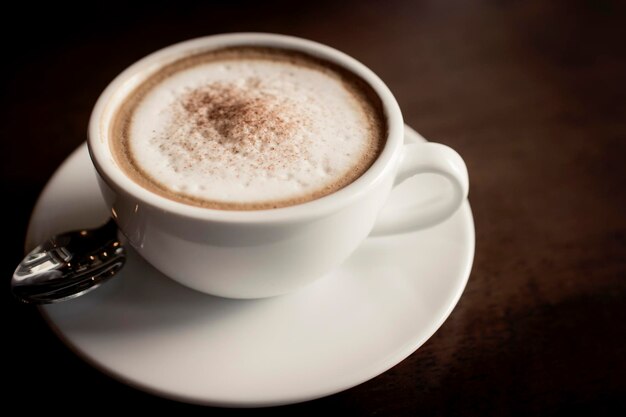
[3,1,625,415]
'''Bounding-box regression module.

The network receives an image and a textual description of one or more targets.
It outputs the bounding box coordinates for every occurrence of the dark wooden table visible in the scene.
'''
[3,1,625,415]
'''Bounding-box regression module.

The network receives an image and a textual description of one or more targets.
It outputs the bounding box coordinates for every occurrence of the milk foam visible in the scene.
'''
[118,49,383,209]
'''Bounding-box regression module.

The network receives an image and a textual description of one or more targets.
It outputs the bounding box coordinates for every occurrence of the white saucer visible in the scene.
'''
[30,126,474,407]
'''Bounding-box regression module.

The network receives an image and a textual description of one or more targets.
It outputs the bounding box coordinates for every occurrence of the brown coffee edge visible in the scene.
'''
[110,46,387,210]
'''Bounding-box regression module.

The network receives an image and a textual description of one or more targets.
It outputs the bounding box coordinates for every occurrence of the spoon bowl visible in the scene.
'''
[12,219,125,304]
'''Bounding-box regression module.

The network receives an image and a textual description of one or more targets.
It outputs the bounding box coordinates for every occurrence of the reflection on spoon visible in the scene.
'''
[12,219,125,304]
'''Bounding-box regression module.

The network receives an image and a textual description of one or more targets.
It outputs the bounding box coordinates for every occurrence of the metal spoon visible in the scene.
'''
[12,219,126,304]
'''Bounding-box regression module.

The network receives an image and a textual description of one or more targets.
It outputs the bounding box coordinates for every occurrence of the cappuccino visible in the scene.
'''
[111,47,386,209]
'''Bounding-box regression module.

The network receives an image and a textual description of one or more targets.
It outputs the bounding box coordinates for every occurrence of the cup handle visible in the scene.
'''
[370,141,469,236]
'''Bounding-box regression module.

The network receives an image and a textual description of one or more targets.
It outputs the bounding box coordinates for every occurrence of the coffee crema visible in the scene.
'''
[110,46,386,210]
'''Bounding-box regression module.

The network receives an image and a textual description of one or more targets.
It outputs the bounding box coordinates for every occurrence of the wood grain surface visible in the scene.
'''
[3,1,625,415]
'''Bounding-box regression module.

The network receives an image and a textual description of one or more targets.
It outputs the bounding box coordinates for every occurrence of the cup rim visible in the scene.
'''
[88,32,404,224]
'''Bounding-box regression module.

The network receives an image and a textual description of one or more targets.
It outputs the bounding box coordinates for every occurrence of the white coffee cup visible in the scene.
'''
[88,33,469,299]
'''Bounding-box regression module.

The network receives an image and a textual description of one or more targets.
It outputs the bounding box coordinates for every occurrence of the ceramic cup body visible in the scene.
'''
[88,33,468,298]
